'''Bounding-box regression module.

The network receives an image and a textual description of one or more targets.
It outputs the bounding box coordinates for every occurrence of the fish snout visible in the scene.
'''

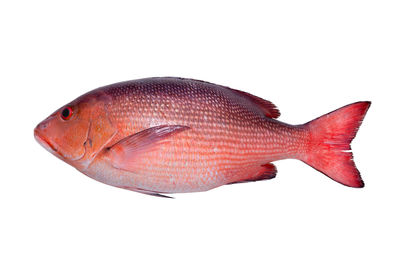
[35,115,53,131]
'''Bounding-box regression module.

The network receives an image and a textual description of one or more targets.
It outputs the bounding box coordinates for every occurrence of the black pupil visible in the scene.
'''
[62,108,70,118]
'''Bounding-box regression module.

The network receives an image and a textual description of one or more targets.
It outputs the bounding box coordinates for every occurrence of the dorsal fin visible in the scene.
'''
[231,89,280,119]
[163,77,280,119]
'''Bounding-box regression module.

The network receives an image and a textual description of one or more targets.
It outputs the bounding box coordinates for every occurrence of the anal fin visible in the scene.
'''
[228,163,277,184]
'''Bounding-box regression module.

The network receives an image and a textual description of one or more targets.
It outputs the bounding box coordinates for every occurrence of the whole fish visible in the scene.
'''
[34,77,370,197]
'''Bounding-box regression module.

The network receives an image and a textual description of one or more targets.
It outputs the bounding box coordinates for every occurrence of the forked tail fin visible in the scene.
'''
[301,101,371,187]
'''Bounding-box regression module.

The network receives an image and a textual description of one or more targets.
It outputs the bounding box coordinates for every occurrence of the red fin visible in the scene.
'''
[302,102,371,187]
[107,125,190,172]
[231,89,280,119]
[119,186,174,198]
[228,163,277,184]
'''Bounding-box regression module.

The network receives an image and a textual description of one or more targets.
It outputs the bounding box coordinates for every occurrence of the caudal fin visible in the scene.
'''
[301,101,371,187]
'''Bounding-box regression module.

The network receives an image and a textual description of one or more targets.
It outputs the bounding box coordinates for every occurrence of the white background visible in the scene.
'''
[1,1,399,266]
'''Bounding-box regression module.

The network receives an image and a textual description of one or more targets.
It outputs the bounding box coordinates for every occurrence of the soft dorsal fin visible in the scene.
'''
[107,125,190,173]
[163,77,281,119]
[231,89,280,119]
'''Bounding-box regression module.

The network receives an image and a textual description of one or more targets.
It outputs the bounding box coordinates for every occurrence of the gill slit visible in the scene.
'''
[71,120,93,164]
[81,120,92,159]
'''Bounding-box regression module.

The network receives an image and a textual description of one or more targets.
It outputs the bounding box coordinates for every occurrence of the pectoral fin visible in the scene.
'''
[119,186,174,198]
[107,125,190,173]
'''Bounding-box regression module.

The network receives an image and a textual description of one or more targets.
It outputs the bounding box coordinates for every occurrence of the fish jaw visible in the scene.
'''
[34,122,59,156]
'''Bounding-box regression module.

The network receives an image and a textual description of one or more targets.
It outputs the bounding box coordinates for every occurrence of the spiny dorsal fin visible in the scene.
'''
[231,89,280,119]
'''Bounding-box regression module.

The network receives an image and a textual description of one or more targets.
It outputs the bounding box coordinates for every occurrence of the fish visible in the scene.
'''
[34,77,370,197]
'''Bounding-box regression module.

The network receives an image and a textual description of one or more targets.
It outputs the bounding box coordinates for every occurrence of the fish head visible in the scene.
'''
[34,90,117,170]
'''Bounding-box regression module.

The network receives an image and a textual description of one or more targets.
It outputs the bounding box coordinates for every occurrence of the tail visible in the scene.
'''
[301,101,371,187]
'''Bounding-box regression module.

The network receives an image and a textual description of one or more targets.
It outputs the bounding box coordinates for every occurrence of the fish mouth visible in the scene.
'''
[34,128,58,154]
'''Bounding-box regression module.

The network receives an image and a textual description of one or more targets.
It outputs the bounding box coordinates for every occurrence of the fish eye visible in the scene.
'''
[61,107,73,120]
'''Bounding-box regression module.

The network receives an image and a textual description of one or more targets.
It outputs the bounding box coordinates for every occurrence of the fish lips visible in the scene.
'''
[34,126,59,155]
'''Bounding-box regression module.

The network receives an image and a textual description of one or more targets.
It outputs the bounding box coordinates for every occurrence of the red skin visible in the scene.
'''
[34,77,369,195]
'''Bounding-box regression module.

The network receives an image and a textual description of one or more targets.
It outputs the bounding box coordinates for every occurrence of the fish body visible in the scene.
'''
[34,77,370,196]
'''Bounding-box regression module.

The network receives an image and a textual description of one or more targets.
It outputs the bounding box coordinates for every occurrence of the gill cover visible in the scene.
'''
[76,91,117,169]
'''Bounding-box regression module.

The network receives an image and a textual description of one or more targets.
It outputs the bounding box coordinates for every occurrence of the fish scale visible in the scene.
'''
[95,78,309,192]
[35,77,370,196]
